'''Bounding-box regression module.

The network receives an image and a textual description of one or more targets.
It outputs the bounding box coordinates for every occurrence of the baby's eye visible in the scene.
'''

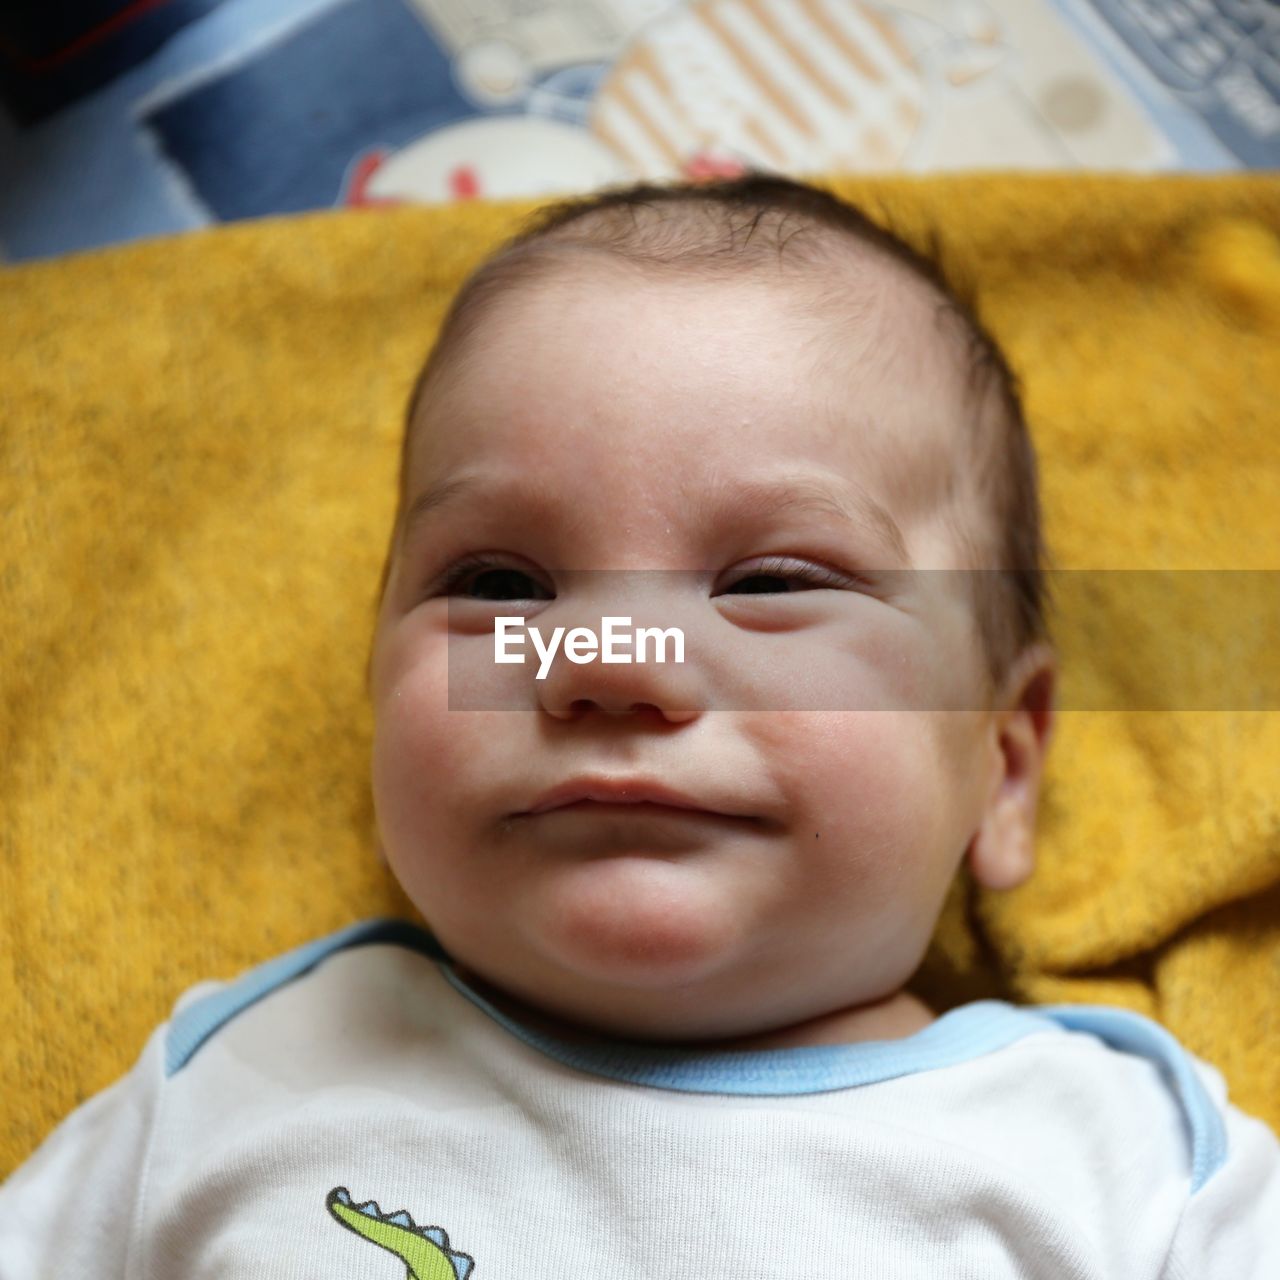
[434,552,860,600]
[720,556,856,595]
[436,554,552,601]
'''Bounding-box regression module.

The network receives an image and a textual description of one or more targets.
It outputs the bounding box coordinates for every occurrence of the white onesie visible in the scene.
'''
[1,916,1277,1278]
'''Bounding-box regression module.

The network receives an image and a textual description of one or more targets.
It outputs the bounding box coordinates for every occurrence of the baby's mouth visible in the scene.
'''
[519,776,760,822]
[532,799,755,822]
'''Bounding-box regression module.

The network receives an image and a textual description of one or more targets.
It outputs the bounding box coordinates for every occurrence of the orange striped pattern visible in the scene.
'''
[592,0,925,177]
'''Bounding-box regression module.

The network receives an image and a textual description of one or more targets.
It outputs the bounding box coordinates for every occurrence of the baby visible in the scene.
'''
[2,174,1277,1278]
[366,173,1055,1055]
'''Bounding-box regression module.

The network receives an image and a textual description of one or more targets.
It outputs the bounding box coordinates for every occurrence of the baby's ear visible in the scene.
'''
[967,643,1057,892]
[966,786,1036,891]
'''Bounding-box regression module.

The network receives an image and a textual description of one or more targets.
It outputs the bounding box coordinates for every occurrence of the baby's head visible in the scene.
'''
[367,175,1057,1049]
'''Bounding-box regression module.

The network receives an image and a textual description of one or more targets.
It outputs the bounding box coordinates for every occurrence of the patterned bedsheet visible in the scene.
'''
[0,0,1276,263]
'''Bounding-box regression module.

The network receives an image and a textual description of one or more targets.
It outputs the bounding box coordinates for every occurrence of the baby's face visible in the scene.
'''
[370,260,1003,1045]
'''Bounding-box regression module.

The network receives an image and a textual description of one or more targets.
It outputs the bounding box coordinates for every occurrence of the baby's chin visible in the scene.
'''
[515,851,754,992]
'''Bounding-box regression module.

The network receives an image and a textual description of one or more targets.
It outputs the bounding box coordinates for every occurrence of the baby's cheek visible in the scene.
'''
[372,666,454,831]
[806,713,953,882]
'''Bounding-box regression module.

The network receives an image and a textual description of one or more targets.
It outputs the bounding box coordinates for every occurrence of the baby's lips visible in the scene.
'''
[520,775,755,820]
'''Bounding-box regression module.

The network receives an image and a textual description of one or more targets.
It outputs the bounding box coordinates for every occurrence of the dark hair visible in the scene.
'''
[372,173,1054,703]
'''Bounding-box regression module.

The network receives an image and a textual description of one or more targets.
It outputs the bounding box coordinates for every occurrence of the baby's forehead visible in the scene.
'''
[441,253,968,408]
[412,255,975,505]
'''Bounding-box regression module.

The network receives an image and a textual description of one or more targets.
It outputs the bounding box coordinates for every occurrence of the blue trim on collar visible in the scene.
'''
[163,916,1226,1190]
[439,961,1061,1094]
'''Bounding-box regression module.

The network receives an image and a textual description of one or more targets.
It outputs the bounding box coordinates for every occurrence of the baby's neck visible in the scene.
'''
[700,991,936,1051]
[450,964,935,1051]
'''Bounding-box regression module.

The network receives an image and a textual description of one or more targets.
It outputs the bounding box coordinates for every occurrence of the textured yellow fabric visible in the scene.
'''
[2,174,1278,1177]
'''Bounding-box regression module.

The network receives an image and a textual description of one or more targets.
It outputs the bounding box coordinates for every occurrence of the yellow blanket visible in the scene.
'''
[2,174,1278,1176]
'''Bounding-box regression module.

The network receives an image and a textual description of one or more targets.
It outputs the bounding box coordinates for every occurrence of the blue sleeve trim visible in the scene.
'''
[164,916,445,1077]
[1035,1004,1228,1193]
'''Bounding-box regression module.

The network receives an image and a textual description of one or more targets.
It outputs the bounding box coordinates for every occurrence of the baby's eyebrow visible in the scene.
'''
[401,470,909,564]
[401,474,491,540]
[727,475,910,565]
[399,472,566,548]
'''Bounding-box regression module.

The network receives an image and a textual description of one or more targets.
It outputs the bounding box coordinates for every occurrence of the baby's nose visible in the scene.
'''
[532,573,704,722]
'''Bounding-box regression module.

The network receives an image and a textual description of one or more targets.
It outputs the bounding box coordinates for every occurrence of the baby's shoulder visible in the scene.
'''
[163,917,444,1077]
[911,1001,1230,1201]
[1019,1004,1229,1191]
